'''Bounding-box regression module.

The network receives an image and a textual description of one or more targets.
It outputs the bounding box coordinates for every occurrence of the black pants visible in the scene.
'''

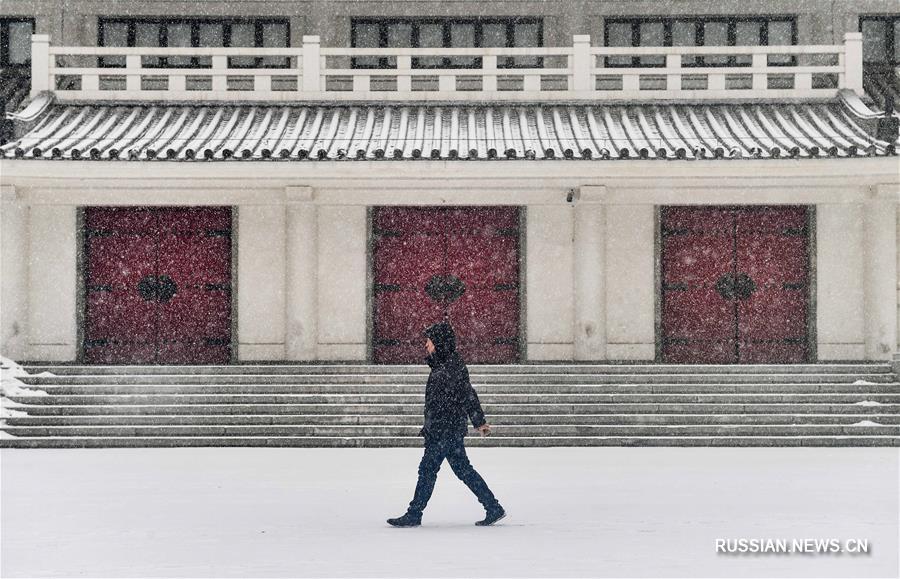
[407,432,501,515]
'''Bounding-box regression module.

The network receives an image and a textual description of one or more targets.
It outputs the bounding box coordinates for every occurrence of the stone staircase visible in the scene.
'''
[1,363,899,447]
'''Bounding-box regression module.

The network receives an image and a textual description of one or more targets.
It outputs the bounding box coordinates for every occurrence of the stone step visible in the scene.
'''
[6,402,898,415]
[23,383,900,395]
[16,373,897,386]
[8,393,900,406]
[2,435,899,448]
[4,424,899,438]
[20,363,894,376]
[7,413,900,426]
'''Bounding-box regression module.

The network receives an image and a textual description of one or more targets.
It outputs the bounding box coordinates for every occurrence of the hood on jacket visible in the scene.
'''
[423,321,456,362]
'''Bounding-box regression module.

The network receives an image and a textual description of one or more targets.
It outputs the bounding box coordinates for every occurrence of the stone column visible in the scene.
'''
[285,187,318,360]
[863,185,899,360]
[525,205,574,360]
[895,187,900,377]
[316,205,367,360]
[1,186,28,360]
[573,186,606,360]
[237,204,287,361]
[816,203,865,360]
[604,203,656,360]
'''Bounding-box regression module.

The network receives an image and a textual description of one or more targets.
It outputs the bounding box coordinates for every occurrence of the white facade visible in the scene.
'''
[1,159,897,362]
[1,0,898,364]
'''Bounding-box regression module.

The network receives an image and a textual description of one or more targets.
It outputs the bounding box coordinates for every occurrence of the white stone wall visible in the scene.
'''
[816,204,866,360]
[3,0,889,48]
[236,205,286,361]
[25,205,77,361]
[1,187,28,360]
[604,204,656,361]
[1,159,897,364]
[525,205,574,360]
[861,188,898,360]
[285,192,318,360]
[315,205,367,360]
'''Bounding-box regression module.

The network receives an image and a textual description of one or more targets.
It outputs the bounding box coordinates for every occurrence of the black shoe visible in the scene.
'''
[475,507,506,526]
[387,512,421,527]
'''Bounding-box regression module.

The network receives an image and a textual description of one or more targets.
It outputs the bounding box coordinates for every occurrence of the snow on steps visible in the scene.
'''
[2,361,898,448]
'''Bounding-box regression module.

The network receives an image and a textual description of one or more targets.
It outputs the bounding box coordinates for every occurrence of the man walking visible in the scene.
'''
[387,321,506,527]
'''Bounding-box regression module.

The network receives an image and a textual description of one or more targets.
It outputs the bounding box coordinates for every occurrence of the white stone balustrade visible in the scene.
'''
[31,33,864,102]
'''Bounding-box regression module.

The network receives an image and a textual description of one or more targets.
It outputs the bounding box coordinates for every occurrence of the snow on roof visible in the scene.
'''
[1,99,895,161]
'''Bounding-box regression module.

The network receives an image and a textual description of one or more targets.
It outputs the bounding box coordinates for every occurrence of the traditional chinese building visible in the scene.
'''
[1,1,898,447]
[2,1,898,367]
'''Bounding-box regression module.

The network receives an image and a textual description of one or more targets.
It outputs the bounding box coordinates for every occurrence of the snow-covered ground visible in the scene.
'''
[1,447,898,578]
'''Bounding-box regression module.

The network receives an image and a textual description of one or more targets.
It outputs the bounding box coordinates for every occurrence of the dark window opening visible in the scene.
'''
[860,15,900,64]
[350,18,543,69]
[603,17,797,68]
[1,18,35,68]
[98,18,290,69]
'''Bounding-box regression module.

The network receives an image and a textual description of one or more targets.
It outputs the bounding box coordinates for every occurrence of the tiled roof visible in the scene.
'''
[2,98,895,161]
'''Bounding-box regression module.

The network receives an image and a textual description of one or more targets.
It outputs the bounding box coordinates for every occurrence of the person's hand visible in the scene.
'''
[477,424,491,436]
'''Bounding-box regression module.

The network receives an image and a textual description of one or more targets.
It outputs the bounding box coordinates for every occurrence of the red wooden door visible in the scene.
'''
[84,207,232,364]
[373,207,520,364]
[661,206,809,364]
[735,208,809,363]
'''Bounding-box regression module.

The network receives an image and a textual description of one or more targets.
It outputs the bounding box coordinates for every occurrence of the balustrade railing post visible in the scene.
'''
[302,35,322,92]
[666,53,681,93]
[483,55,498,92]
[211,55,227,93]
[572,35,591,91]
[397,55,412,92]
[30,34,50,96]
[843,32,863,95]
[125,54,141,92]
[751,52,768,93]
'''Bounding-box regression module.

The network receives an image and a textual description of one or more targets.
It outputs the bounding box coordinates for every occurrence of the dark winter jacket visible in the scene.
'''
[419,322,487,439]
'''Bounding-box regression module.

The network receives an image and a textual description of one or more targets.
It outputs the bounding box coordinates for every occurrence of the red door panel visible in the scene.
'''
[84,209,159,363]
[84,207,232,365]
[663,340,737,364]
[85,292,157,342]
[373,206,520,364]
[661,208,737,363]
[662,288,734,340]
[374,235,444,289]
[447,236,518,287]
[737,236,807,287]
[376,291,445,342]
[661,206,733,234]
[157,235,231,284]
[662,235,733,285]
[85,207,158,234]
[157,342,230,365]
[738,287,808,340]
[661,206,809,364]
[160,207,232,234]
[375,207,446,235]
[735,208,809,362]
[446,206,519,234]
[739,341,808,364]
[157,290,231,340]
[84,342,157,365]
[448,289,519,342]
[737,206,807,234]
